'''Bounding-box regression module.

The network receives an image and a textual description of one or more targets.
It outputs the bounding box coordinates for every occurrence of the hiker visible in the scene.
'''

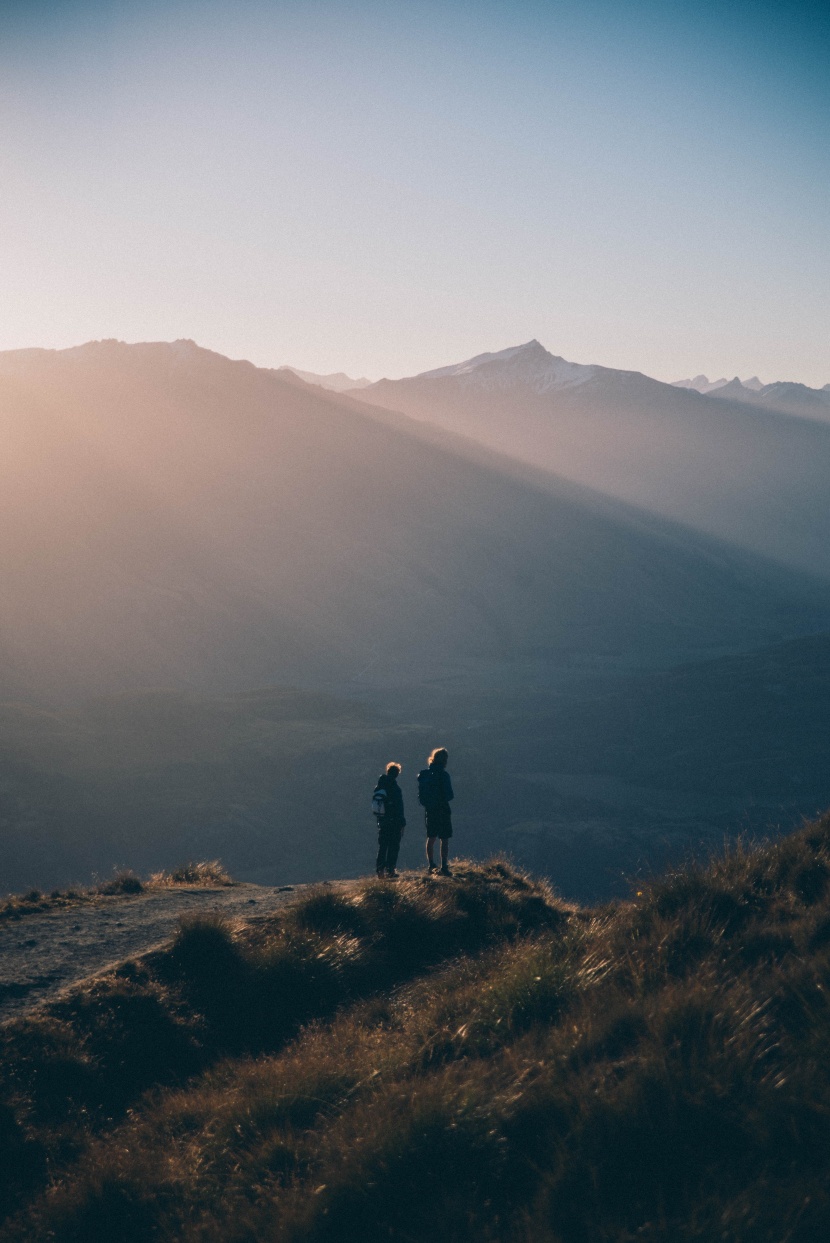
[419,747,454,876]
[373,762,406,878]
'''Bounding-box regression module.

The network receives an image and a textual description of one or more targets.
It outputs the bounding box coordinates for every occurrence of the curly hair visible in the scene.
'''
[427,748,448,768]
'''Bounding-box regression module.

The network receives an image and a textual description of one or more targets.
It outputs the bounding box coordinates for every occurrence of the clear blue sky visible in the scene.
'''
[0,0,828,383]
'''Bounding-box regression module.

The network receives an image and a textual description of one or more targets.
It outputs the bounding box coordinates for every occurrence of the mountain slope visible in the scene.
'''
[0,339,823,702]
[709,377,830,422]
[675,372,830,420]
[444,629,830,895]
[358,340,830,577]
[673,374,765,394]
[277,366,371,391]
[0,687,401,893]
[4,629,830,899]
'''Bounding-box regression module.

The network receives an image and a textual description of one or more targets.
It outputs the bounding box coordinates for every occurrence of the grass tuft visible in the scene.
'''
[0,861,235,922]
[97,869,144,896]
[148,860,234,888]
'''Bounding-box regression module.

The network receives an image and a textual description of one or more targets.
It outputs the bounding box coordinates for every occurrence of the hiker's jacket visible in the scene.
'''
[427,763,454,808]
[376,773,406,829]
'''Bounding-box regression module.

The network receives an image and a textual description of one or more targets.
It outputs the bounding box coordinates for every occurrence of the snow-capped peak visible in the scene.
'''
[414,340,597,393]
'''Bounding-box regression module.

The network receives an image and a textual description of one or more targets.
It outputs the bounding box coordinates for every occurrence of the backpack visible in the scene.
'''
[417,767,443,809]
[371,785,388,818]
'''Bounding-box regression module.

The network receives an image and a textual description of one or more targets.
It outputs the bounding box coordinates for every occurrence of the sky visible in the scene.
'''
[0,0,828,384]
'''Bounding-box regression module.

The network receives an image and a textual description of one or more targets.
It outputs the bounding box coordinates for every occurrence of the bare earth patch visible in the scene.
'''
[0,881,321,1021]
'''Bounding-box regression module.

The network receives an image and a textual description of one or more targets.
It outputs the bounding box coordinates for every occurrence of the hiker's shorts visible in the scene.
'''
[425,807,452,839]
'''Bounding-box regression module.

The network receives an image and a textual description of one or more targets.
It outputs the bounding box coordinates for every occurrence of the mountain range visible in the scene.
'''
[675,371,830,408]
[277,366,372,391]
[673,374,764,394]
[0,337,821,703]
[707,376,830,420]
[357,339,830,577]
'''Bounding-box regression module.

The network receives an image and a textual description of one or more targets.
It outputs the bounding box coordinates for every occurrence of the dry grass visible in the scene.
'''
[0,860,561,1234]
[5,827,830,1241]
[0,875,140,922]
[96,869,144,896]
[0,861,236,922]
[0,888,76,921]
[147,860,234,888]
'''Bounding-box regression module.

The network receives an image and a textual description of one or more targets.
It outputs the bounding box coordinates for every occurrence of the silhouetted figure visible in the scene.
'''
[419,747,454,876]
[373,762,406,878]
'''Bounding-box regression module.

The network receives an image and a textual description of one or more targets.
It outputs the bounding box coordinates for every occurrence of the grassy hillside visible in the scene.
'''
[3,819,830,1241]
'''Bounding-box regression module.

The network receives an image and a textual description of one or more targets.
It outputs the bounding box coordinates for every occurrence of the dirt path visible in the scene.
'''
[0,882,322,1023]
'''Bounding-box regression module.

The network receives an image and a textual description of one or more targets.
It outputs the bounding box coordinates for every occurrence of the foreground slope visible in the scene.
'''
[358,340,830,577]
[0,339,825,701]
[3,819,830,1241]
[0,874,303,1022]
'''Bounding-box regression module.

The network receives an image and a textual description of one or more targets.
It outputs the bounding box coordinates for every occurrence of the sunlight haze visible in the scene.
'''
[0,0,828,384]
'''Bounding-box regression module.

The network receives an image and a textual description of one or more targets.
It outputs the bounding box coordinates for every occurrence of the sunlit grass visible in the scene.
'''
[5,828,830,1240]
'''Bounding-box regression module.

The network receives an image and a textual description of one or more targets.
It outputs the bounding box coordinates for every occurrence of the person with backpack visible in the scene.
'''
[418,747,454,876]
[372,762,406,878]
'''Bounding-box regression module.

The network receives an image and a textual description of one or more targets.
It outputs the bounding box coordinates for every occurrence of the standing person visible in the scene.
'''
[419,747,454,876]
[373,762,406,878]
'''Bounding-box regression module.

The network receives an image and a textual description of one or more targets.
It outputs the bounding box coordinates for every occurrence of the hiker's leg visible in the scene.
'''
[387,830,402,873]
[376,831,388,874]
[441,837,449,867]
[426,835,437,868]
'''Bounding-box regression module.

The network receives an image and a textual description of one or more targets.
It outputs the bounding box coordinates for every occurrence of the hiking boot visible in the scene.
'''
[386,869,399,879]
[427,863,439,874]
[439,866,452,877]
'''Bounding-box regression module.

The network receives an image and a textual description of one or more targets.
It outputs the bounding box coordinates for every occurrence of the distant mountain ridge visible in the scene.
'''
[674,371,830,419]
[0,337,825,702]
[357,339,830,579]
[278,366,371,391]
[712,377,830,420]
[371,340,829,413]
[674,374,764,394]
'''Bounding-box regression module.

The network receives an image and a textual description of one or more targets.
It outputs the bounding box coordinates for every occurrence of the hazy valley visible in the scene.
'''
[5,3,828,1235]
[1,338,830,898]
